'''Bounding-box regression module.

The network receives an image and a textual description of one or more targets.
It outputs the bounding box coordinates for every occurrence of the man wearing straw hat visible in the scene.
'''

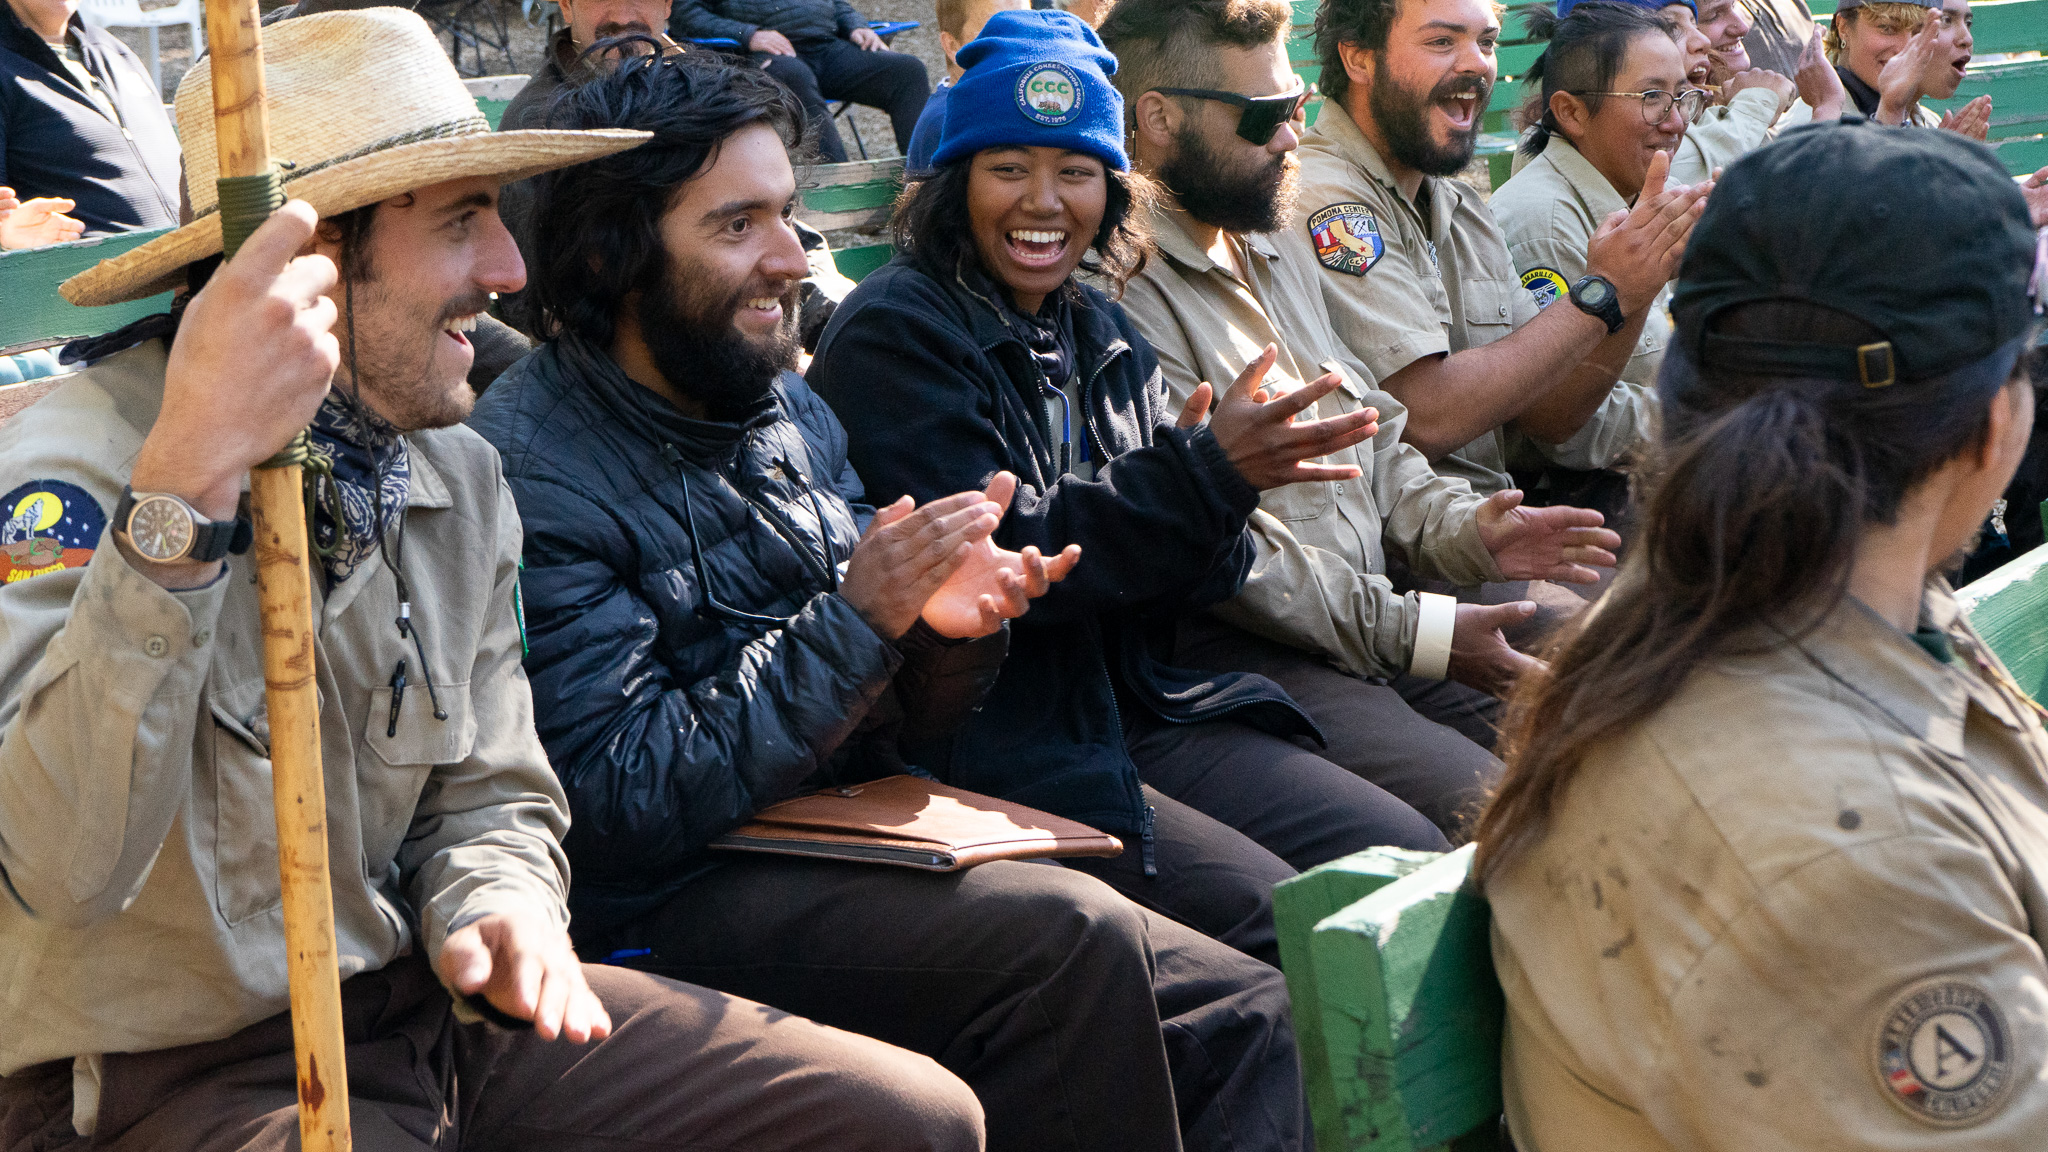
[0,9,986,1150]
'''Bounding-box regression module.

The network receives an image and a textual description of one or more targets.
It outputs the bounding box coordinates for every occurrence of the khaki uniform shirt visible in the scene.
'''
[1788,95,1941,128]
[1116,205,1499,679]
[0,341,571,1076]
[1669,86,1781,185]
[1487,581,2048,1150]
[1490,137,1663,470]
[1295,100,1536,495]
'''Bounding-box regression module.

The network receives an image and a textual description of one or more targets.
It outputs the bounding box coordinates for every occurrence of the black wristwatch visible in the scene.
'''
[1568,274,1625,335]
[115,486,253,563]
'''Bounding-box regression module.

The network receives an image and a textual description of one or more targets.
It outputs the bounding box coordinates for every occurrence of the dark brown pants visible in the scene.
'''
[595,857,1308,1152]
[1174,617,1504,837]
[0,953,983,1152]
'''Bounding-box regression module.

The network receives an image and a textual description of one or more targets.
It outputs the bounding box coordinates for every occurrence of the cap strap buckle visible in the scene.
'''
[1858,342,1896,389]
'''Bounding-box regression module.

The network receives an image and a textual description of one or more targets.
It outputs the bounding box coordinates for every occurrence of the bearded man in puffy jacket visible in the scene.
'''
[468,52,1316,1152]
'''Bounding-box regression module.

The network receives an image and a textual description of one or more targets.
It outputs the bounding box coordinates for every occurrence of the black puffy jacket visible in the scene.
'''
[469,334,1006,933]
[669,0,866,48]
[809,258,1318,853]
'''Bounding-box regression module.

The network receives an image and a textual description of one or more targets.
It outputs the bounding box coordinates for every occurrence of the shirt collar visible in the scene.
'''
[1147,202,1281,276]
[1307,99,1450,233]
[405,438,453,510]
[1783,581,2012,757]
[1538,137,1629,219]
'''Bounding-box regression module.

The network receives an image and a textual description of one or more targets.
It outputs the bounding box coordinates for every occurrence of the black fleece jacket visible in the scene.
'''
[809,256,1318,850]
[0,4,179,234]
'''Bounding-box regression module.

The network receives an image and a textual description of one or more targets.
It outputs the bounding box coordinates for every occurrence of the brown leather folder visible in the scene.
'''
[708,775,1125,871]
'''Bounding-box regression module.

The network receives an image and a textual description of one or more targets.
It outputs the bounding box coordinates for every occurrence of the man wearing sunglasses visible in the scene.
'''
[1296,0,1706,530]
[1098,0,1621,835]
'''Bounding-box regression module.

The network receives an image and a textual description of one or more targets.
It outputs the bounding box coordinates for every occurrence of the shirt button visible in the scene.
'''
[144,635,168,658]
[1498,304,1509,317]
[192,629,211,648]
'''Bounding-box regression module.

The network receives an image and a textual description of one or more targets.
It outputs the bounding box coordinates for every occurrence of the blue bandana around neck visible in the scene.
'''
[306,391,409,585]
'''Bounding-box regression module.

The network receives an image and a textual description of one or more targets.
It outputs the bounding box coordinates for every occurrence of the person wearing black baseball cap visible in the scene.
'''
[1476,120,2046,1149]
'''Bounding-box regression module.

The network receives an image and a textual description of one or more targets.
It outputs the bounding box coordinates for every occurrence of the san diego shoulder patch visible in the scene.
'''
[1016,61,1083,126]
[0,479,103,584]
[1521,267,1570,309]
[1307,203,1383,276]
[1875,979,2015,1127]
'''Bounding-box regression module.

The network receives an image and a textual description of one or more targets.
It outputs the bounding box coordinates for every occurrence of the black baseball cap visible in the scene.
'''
[1671,117,2038,391]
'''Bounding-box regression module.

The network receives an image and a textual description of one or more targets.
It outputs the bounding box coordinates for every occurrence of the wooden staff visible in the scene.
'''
[203,1,353,1148]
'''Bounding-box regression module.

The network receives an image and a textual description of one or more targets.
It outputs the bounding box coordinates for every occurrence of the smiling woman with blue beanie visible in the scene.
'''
[809,4,1449,1046]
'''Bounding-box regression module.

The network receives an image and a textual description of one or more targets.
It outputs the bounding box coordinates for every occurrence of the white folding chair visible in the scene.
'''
[75,0,204,97]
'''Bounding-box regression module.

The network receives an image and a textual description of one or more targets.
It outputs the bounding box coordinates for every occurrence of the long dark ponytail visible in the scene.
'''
[1516,2,1675,158]
[1474,300,2022,879]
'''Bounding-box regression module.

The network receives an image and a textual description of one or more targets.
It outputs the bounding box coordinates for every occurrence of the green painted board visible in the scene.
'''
[1277,847,1444,1152]
[1957,542,2048,700]
[801,177,903,214]
[0,228,173,352]
[832,242,894,282]
[478,97,512,129]
[1311,843,1503,1152]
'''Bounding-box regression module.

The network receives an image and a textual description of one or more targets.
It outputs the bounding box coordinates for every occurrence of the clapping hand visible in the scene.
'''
[920,472,1082,638]
[1940,95,1992,140]
[1873,12,1941,124]
[1794,27,1845,121]
[1474,489,1620,584]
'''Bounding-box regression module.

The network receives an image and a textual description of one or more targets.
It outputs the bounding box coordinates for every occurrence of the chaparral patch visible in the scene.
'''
[0,479,103,584]
[1522,267,1570,309]
[1308,203,1383,276]
[1016,62,1083,126]
[1875,979,2015,1127]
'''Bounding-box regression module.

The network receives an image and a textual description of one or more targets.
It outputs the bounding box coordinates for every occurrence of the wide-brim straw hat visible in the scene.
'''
[62,8,649,307]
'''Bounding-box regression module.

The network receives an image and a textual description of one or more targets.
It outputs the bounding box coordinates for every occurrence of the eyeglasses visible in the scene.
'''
[1570,87,1711,125]
[1150,82,1310,145]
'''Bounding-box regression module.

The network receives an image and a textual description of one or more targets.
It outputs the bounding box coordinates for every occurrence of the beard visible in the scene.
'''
[1158,121,1298,235]
[337,279,490,432]
[1368,59,1490,177]
[638,252,800,420]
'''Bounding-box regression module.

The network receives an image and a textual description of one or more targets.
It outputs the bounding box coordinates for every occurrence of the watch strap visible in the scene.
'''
[116,486,254,563]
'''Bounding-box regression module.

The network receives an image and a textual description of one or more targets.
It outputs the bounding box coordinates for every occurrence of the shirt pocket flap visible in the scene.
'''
[364,679,476,768]
[1460,278,1519,328]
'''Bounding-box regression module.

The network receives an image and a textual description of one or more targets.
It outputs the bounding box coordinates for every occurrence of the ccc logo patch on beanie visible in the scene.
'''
[1016,62,1084,126]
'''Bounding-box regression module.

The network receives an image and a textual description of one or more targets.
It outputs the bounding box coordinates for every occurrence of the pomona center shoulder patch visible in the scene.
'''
[1308,203,1383,276]
[1875,978,2016,1127]
[1521,267,1570,309]
[1016,61,1083,126]
[0,479,104,584]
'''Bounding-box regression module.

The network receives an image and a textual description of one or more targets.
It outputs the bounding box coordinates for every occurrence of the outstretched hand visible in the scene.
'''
[2022,165,2048,228]
[920,472,1082,638]
[1474,489,1620,583]
[0,188,84,250]
[1176,345,1377,491]
[439,910,612,1043]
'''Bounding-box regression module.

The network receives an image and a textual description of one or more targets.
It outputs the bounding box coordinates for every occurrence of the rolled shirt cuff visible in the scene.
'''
[1409,591,1457,680]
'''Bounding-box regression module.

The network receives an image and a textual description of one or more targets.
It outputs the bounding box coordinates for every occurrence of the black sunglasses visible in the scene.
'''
[1151,82,1310,145]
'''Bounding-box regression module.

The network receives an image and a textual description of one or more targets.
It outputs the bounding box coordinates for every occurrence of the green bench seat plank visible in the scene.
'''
[1276,847,1444,1152]
[0,229,174,353]
[464,75,529,131]
[1957,541,2048,699]
[800,156,905,231]
[829,242,894,281]
[1307,843,1504,1152]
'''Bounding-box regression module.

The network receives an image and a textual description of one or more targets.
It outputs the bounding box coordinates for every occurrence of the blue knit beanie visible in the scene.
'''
[929,10,1128,172]
[1557,0,1698,18]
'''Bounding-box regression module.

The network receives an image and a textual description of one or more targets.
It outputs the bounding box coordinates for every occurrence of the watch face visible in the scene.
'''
[1577,278,1614,308]
[128,495,195,562]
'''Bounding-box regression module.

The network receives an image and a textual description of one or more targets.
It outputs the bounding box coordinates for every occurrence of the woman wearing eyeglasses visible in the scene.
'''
[1490,1,1705,476]
[809,8,1452,967]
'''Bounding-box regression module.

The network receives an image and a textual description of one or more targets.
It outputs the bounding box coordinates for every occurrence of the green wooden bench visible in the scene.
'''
[1276,539,2048,1152]
[0,228,173,357]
